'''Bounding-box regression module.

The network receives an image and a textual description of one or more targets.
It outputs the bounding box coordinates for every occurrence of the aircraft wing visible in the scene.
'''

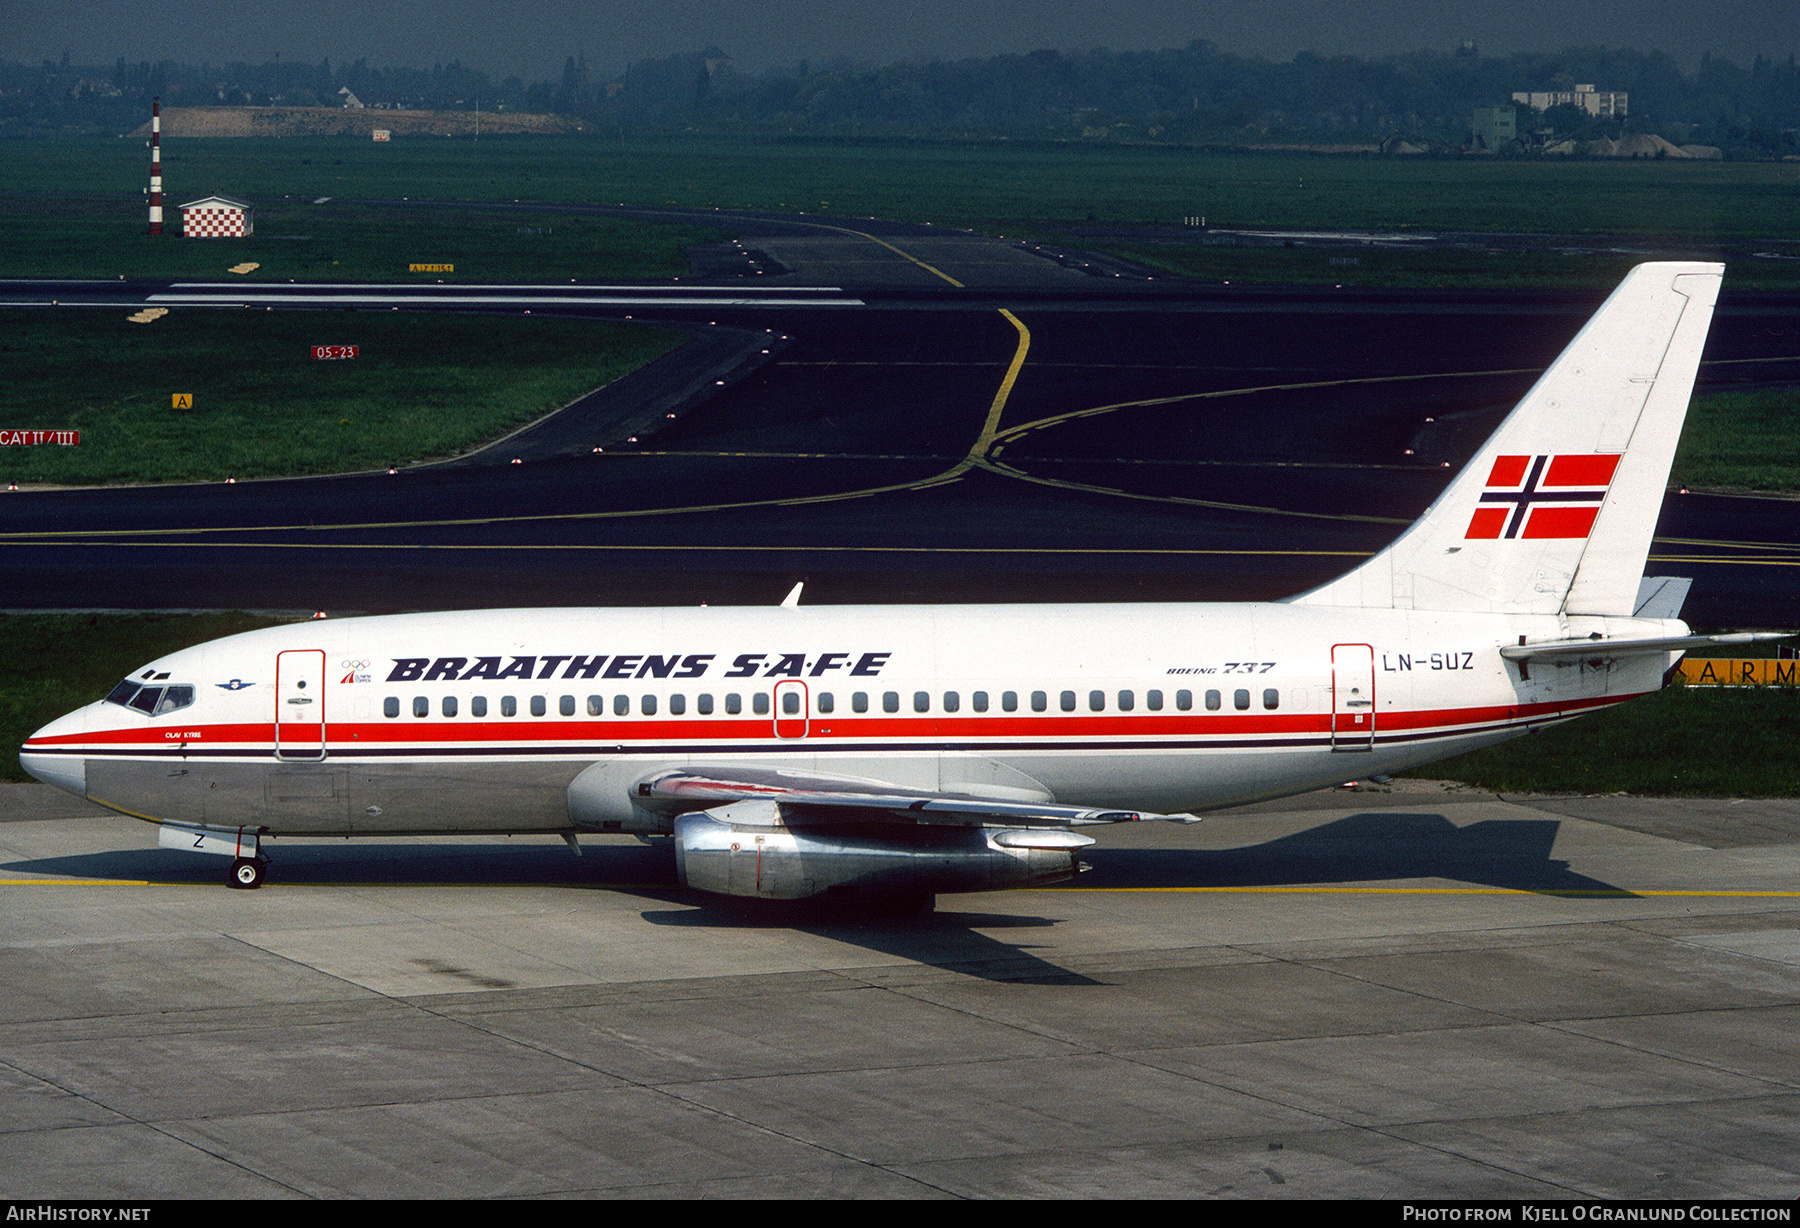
[636,765,1192,828]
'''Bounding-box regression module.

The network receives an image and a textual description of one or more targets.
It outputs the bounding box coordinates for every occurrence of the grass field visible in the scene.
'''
[8,135,1800,266]
[1675,390,1800,492]
[0,194,726,282]
[0,309,683,484]
[1400,683,1800,797]
[1,612,288,782]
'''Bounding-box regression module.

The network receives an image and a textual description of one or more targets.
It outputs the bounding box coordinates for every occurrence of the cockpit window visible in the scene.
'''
[105,680,195,716]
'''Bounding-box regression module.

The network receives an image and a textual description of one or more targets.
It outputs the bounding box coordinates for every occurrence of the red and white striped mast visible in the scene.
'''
[147,98,162,235]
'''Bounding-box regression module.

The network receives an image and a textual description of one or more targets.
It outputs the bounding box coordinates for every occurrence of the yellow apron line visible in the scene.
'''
[980,456,1411,525]
[5,539,1376,557]
[1046,886,1800,898]
[14,882,1789,898]
[1657,536,1800,552]
[987,366,1543,448]
[0,879,152,886]
[815,224,967,288]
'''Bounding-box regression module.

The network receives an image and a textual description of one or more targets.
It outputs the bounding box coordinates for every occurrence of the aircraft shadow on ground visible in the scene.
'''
[1092,811,1632,897]
[3,813,1624,985]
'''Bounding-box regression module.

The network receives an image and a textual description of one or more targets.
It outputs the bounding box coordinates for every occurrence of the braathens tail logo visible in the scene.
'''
[1465,454,1621,540]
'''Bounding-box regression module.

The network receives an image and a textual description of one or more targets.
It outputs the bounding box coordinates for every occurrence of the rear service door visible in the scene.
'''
[1330,643,1375,752]
[275,649,327,760]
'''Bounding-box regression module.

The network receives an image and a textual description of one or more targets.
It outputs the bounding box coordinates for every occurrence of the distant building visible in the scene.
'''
[1511,84,1627,118]
[337,86,365,109]
[1472,106,1517,150]
[179,196,253,239]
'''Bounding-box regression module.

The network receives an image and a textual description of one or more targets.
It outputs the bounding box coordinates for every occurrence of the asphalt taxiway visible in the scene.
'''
[2,781,1797,1198]
[2,208,1798,624]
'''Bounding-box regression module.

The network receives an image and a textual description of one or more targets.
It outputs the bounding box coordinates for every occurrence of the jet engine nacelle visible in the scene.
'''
[672,802,1089,901]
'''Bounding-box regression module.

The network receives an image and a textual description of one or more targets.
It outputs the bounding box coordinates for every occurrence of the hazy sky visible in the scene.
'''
[7,0,1796,79]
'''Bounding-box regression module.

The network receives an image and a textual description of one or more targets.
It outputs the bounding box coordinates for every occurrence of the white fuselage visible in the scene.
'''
[21,602,1681,837]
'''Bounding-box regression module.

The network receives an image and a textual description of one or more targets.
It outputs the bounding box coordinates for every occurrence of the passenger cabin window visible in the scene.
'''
[641,695,657,716]
[670,694,687,715]
[442,696,457,718]
[384,696,400,718]
[531,696,547,717]
[726,694,742,715]
[883,692,899,713]
[1177,690,1193,711]
[698,694,714,715]
[942,691,958,713]
[1263,688,1280,710]
[1031,691,1047,712]
[588,696,604,716]
[413,696,428,718]
[1147,690,1163,711]
[614,694,629,716]
[1204,690,1221,711]
[817,692,833,714]
[501,696,517,717]
[753,693,770,716]
[914,691,930,713]
[1060,691,1077,712]
[1088,690,1104,712]
[1004,691,1019,712]
[1234,689,1251,710]
[1118,690,1134,711]
[471,696,487,718]
[852,692,868,713]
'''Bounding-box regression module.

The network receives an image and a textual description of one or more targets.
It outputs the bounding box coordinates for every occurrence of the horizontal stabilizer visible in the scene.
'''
[638,766,1191,827]
[1501,631,1793,664]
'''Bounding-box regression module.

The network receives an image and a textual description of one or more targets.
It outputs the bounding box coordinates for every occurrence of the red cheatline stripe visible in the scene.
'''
[22,693,1635,752]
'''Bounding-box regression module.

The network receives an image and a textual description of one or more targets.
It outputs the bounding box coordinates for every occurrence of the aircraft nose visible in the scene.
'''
[20,707,88,799]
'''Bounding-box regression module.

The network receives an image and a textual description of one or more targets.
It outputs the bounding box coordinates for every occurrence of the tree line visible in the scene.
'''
[4,40,1797,154]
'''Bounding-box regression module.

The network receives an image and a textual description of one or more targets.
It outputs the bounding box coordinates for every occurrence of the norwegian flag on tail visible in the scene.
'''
[1465,454,1621,540]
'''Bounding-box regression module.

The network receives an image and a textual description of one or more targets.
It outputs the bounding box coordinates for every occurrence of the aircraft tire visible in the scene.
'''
[229,858,264,890]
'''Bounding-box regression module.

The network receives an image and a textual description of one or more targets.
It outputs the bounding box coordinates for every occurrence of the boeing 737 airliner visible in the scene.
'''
[21,263,1778,911]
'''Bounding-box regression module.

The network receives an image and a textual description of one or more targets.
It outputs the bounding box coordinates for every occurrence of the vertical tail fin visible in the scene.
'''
[1290,261,1722,616]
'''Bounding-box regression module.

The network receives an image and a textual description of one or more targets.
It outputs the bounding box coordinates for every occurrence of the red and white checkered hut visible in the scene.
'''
[179,196,254,239]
